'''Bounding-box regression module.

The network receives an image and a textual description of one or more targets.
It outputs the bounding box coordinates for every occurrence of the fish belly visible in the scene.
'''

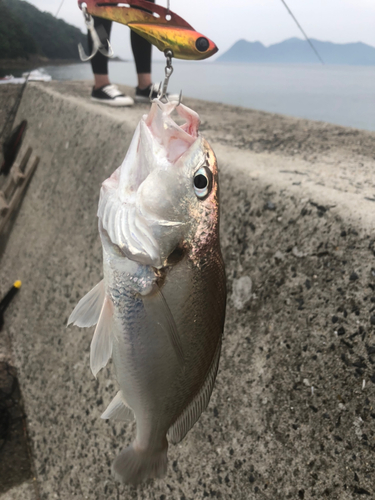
[115,250,224,438]
[105,248,225,483]
[107,262,180,450]
[107,245,226,449]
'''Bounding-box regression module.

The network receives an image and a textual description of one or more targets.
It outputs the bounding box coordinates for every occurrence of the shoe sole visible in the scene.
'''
[91,97,134,107]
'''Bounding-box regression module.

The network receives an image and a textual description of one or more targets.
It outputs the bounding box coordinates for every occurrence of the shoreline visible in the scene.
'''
[2,62,373,132]
[0,56,82,71]
[0,56,126,72]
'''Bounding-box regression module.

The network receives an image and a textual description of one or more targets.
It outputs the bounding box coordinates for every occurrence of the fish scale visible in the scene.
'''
[68,98,226,484]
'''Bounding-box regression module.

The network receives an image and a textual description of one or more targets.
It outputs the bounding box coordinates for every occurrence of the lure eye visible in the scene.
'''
[196,37,209,52]
[193,167,211,199]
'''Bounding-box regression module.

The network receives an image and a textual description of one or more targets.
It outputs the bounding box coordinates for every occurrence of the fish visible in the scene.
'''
[68,97,226,484]
[78,0,218,60]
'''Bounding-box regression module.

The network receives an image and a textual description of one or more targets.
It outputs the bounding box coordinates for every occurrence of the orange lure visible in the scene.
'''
[78,0,218,60]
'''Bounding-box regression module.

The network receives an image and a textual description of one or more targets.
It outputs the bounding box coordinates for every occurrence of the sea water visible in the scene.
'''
[44,60,375,132]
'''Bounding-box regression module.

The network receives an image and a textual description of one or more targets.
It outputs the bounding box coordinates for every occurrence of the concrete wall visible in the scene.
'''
[1,82,375,499]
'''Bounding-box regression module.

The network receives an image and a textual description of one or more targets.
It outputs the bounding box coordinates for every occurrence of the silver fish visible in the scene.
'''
[68,98,226,484]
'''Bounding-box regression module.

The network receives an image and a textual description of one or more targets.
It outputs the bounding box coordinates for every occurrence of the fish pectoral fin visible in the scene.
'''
[168,337,222,445]
[67,280,105,328]
[90,296,113,377]
[101,391,134,422]
[142,285,185,367]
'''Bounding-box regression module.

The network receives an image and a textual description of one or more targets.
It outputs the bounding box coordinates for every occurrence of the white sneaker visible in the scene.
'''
[91,84,134,107]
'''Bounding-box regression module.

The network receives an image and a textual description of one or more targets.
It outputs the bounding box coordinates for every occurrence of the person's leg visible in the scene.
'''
[88,16,133,106]
[131,31,152,89]
[88,17,113,89]
[131,0,155,90]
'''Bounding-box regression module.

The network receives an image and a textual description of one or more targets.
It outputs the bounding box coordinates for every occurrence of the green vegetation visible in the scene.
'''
[0,1,37,59]
[0,0,87,60]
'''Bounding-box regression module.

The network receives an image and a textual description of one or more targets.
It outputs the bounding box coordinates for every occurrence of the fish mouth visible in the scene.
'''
[144,98,200,162]
[98,97,203,268]
[118,99,200,195]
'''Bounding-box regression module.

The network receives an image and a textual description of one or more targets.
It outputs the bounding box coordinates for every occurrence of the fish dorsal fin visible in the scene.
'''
[101,391,134,422]
[90,296,113,377]
[142,285,185,367]
[167,338,222,445]
[67,280,105,328]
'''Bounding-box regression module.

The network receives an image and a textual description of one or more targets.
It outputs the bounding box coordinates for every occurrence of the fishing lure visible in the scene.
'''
[78,0,218,60]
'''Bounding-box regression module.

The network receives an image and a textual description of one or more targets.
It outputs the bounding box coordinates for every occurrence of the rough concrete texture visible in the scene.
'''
[1,81,375,499]
[1,481,36,500]
[0,361,33,493]
[0,84,36,500]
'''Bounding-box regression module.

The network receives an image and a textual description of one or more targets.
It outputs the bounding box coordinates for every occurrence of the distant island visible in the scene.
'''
[216,38,375,65]
[0,0,87,66]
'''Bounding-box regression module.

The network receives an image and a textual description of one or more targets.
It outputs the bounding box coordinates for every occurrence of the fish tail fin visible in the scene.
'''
[112,440,168,485]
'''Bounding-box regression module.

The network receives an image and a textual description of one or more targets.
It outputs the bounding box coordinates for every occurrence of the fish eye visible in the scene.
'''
[194,174,207,189]
[196,37,209,52]
[193,167,211,199]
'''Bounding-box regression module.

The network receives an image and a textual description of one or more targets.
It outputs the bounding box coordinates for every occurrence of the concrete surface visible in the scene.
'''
[0,81,375,499]
[1,481,36,500]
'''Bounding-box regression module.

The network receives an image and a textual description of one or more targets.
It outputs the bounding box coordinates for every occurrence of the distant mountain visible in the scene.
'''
[0,0,87,60]
[217,38,375,65]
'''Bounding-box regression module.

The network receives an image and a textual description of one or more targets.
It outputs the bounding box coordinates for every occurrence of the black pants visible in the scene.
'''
[88,0,155,76]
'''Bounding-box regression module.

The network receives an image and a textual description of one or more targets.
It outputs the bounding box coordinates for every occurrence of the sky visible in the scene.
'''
[25,0,375,60]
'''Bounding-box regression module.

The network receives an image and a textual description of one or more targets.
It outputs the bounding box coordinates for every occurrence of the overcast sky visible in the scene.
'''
[26,0,375,60]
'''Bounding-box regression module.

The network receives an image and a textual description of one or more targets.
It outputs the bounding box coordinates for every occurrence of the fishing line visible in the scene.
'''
[279,0,324,65]
[55,0,66,17]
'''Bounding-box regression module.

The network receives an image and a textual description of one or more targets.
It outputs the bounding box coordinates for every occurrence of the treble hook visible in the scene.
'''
[156,50,182,104]
[78,3,115,62]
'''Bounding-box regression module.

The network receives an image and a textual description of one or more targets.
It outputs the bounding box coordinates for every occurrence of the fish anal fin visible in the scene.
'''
[68,280,105,327]
[101,391,134,422]
[167,338,221,445]
[90,296,113,377]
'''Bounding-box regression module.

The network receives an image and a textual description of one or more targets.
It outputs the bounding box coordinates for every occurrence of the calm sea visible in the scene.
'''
[43,60,375,132]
